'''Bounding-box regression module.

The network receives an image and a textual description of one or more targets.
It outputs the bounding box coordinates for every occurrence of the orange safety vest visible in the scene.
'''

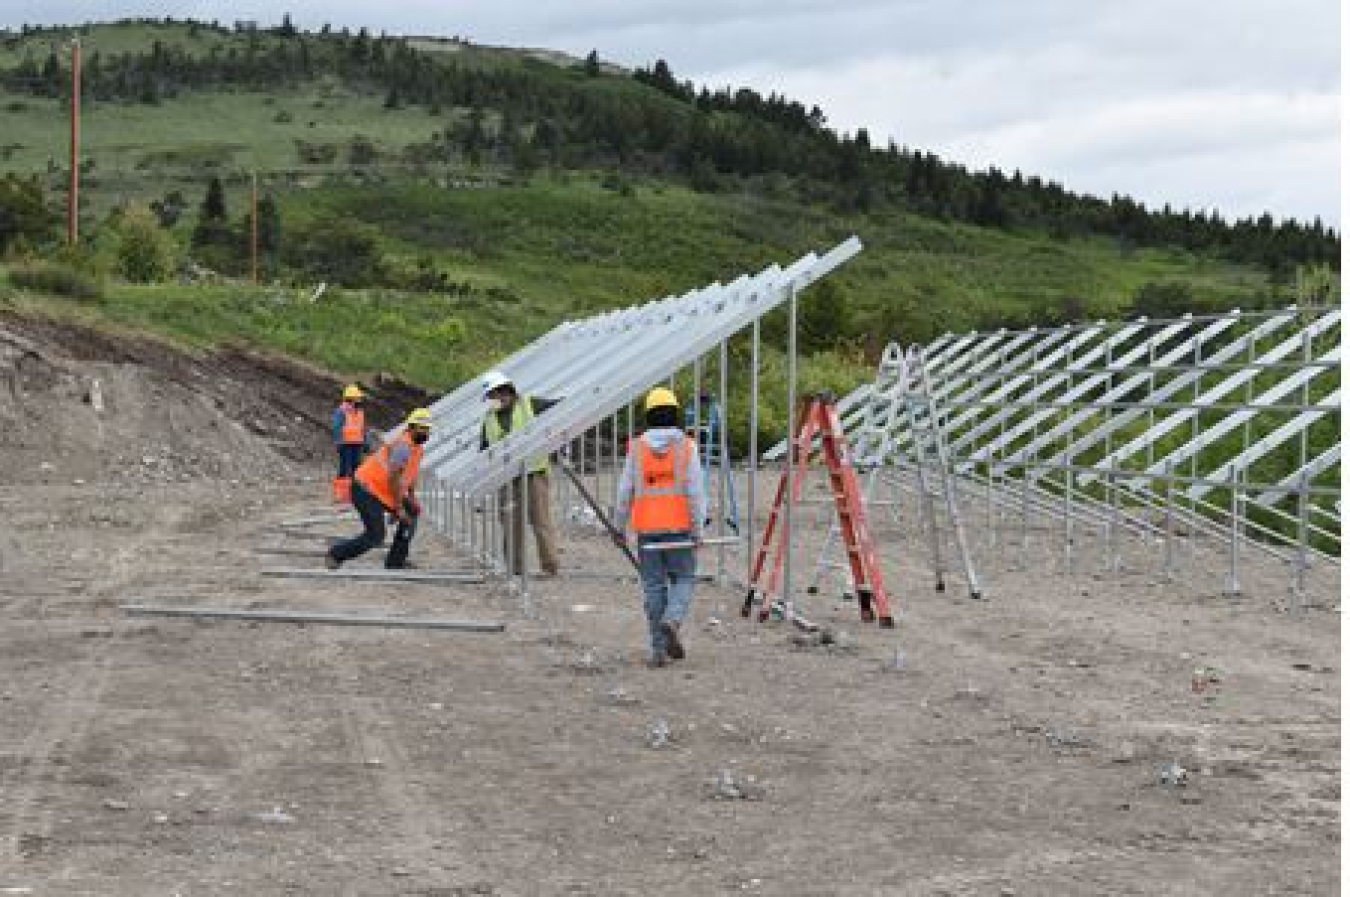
[339,402,366,445]
[355,432,423,510]
[630,436,693,534]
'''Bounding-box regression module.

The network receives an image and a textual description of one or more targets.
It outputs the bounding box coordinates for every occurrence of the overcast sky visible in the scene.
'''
[3,1,1341,226]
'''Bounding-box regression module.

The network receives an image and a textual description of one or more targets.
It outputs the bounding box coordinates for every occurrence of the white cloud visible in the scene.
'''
[1,0,1339,224]
[693,1,1340,224]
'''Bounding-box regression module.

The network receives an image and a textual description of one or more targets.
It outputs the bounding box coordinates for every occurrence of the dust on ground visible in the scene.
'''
[0,316,1338,896]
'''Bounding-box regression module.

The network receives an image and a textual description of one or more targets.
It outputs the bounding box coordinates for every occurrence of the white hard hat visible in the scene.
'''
[482,369,513,397]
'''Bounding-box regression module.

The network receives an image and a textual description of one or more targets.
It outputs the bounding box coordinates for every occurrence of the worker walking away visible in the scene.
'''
[615,388,707,668]
[327,408,432,570]
[480,370,560,576]
[331,384,367,503]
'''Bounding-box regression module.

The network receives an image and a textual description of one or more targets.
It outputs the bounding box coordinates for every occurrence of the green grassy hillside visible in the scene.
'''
[0,17,1319,402]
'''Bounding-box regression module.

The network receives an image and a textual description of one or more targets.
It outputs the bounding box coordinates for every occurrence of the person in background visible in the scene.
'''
[684,390,721,457]
[480,370,561,576]
[684,389,721,527]
[327,408,431,570]
[331,384,366,503]
[614,387,707,668]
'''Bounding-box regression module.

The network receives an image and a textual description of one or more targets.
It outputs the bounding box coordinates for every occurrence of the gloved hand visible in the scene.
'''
[408,496,422,517]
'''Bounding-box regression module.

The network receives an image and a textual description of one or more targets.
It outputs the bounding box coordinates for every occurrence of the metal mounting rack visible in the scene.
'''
[770,306,1340,609]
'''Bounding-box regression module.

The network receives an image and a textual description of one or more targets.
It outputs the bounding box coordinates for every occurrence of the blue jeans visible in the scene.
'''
[637,532,697,660]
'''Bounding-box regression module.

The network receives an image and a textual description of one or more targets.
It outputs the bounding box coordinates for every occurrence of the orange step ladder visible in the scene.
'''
[741,393,895,628]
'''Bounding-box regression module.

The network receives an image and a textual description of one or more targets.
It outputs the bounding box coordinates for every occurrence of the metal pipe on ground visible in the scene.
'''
[260,568,485,584]
[121,604,504,632]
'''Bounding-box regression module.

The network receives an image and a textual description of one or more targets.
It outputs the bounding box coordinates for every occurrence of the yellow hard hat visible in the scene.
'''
[644,387,678,411]
[343,384,363,400]
[406,407,433,428]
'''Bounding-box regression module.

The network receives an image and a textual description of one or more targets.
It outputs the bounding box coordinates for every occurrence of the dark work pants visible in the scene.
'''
[336,444,363,478]
[330,481,419,568]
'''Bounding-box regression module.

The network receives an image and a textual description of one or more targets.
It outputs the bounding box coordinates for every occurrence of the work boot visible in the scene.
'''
[661,620,685,661]
[646,655,669,669]
[325,552,342,570]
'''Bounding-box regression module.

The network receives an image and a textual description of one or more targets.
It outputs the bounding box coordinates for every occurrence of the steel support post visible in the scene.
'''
[747,317,760,589]
[1293,472,1310,615]
[1063,419,1074,576]
[1163,462,1176,582]
[610,410,620,519]
[591,424,601,510]
[1017,460,1030,569]
[1226,466,1242,597]
[717,338,730,584]
[520,461,533,617]
[782,285,798,619]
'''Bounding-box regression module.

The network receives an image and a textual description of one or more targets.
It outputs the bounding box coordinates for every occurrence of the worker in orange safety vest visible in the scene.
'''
[331,384,367,503]
[327,408,431,570]
[614,387,707,667]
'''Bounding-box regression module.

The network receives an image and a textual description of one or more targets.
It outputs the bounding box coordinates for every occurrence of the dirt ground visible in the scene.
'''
[0,318,1340,896]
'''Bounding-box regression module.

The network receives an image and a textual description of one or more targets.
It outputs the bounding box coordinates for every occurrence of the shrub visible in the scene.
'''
[284,215,386,287]
[1128,281,1197,318]
[424,316,466,345]
[9,260,104,300]
[113,205,179,283]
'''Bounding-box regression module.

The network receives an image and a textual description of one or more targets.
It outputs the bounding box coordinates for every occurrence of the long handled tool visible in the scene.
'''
[559,461,640,570]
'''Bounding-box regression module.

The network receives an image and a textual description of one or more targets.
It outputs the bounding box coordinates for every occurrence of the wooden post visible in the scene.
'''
[250,172,259,285]
[68,39,80,246]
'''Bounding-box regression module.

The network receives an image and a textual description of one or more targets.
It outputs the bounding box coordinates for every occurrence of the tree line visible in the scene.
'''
[0,18,1339,281]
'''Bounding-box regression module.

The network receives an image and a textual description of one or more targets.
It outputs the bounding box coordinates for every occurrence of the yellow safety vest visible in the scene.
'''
[484,397,548,475]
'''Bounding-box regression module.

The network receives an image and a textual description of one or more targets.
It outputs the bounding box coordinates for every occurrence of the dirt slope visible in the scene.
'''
[0,312,433,486]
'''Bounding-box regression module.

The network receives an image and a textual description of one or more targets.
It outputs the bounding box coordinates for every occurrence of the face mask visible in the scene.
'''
[486,398,504,412]
[411,431,430,445]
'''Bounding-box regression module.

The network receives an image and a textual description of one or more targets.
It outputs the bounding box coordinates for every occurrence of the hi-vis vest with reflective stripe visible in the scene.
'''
[483,397,547,475]
[339,402,365,445]
[355,432,422,510]
[630,436,693,534]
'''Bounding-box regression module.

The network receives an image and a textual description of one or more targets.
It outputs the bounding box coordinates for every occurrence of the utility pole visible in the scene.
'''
[250,171,259,285]
[67,38,81,246]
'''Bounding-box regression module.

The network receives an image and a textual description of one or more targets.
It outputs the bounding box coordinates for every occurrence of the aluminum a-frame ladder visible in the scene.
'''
[898,345,983,598]
[741,393,896,628]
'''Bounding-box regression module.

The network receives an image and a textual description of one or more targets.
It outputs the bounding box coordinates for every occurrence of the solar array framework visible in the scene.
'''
[792,306,1340,605]
[414,236,863,585]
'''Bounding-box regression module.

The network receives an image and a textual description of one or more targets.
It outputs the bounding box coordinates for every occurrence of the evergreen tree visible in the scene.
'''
[583,50,600,77]
[351,27,370,64]
[256,194,281,254]
[0,174,57,253]
[192,176,233,251]
[200,176,227,222]
[650,59,677,95]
